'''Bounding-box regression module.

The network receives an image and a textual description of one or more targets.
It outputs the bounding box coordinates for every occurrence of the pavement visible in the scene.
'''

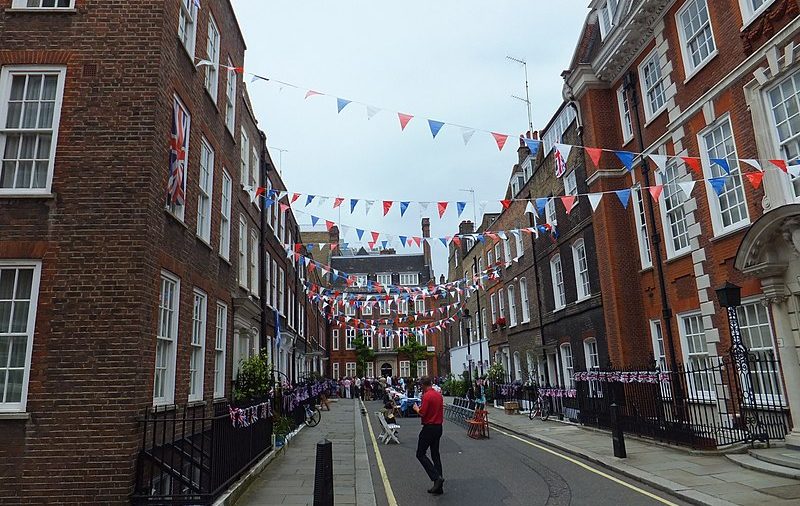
[482,400,800,506]
[362,399,689,506]
[235,399,376,506]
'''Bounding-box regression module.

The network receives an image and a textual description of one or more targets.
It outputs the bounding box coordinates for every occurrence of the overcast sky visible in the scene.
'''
[232,1,590,278]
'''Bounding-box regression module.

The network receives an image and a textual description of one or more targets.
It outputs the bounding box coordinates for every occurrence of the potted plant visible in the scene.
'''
[496,317,507,329]
[273,415,295,448]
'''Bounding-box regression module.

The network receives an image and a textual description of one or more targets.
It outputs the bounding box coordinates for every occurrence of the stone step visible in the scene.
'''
[726,453,800,480]
[750,448,800,471]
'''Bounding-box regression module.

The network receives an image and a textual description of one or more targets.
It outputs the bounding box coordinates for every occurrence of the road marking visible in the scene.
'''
[361,400,398,506]
[492,427,679,506]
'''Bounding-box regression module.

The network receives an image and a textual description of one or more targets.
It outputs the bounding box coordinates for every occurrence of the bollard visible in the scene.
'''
[610,403,627,458]
[313,439,334,506]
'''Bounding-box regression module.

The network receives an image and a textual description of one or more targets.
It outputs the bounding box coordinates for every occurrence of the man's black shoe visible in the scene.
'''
[429,478,444,495]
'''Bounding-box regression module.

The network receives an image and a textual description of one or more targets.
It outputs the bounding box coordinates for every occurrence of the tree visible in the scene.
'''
[397,337,432,379]
[353,334,375,377]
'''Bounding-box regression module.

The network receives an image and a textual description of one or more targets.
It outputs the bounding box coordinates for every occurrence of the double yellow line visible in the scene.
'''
[361,400,399,506]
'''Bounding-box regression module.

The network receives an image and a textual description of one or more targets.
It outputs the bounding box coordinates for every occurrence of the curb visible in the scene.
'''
[212,424,306,506]
[488,417,736,506]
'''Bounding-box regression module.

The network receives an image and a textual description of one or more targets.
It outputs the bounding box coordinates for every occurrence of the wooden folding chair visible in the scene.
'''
[376,412,400,444]
[467,409,489,439]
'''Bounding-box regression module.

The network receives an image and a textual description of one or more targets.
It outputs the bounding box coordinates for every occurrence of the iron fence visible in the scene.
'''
[132,401,273,505]
[491,351,789,449]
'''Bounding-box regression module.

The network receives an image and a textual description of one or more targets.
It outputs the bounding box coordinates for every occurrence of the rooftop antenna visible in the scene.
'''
[269,146,288,175]
[459,188,478,226]
[506,55,534,135]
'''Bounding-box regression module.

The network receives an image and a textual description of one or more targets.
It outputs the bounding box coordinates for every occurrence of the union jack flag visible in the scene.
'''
[554,144,567,178]
[168,99,190,207]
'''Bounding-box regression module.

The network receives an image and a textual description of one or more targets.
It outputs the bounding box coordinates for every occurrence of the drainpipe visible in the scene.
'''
[259,133,271,380]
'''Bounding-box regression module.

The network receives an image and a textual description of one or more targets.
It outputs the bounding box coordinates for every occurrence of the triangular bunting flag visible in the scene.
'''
[588,193,603,211]
[419,201,430,212]
[615,189,631,209]
[457,201,467,217]
[649,154,668,171]
[678,181,696,198]
[461,127,475,146]
[290,193,300,204]
[745,171,764,189]
[366,105,380,120]
[615,150,635,171]
[561,195,577,214]
[305,195,315,206]
[310,215,320,227]
[437,201,448,218]
[350,199,358,213]
[428,120,445,139]
[522,138,541,157]
[334,197,344,209]
[500,199,512,210]
[740,159,762,171]
[371,231,380,243]
[708,176,727,196]
[770,159,788,172]
[400,201,410,217]
[584,147,603,168]
[524,201,536,215]
[398,113,414,131]
[336,98,351,113]
[356,229,365,241]
[304,90,322,99]
[383,201,393,216]
[648,185,664,202]
[325,220,335,231]
[681,157,703,176]
[710,158,731,174]
[535,197,548,216]
[491,132,509,151]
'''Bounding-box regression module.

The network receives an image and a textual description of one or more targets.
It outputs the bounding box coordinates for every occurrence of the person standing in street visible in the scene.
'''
[412,376,444,495]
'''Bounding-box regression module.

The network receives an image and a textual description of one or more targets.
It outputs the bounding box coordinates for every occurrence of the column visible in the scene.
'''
[767,294,800,448]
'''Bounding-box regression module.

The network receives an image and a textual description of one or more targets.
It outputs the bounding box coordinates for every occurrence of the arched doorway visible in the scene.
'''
[380,363,393,378]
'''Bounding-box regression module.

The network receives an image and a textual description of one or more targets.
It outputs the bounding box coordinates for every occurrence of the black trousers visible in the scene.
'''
[416,424,443,481]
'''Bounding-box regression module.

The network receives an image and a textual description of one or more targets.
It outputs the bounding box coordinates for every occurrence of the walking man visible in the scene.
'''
[412,376,444,495]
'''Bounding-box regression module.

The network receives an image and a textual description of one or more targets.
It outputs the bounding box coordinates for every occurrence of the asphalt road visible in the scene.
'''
[362,400,689,506]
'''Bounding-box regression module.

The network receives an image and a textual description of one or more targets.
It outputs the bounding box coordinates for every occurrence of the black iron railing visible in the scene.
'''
[132,401,273,505]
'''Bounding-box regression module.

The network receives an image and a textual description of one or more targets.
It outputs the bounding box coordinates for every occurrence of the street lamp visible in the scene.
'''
[462,308,473,396]
[715,282,767,443]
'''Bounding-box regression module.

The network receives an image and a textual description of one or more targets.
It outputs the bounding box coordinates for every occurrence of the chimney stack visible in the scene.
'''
[329,226,340,255]
[458,220,474,235]
[422,217,432,277]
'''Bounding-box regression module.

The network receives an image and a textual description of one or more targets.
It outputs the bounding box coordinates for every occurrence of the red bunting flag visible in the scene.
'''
[368,241,376,249]
[452,236,461,247]
[500,199,512,210]
[585,147,603,167]
[437,201,448,218]
[398,113,414,131]
[255,186,266,197]
[383,201,393,216]
[279,203,290,213]
[308,262,316,272]
[413,237,421,247]
[681,157,703,175]
[325,220,335,231]
[561,195,577,214]
[491,132,509,151]
[649,185,664,202]
[232,66,245,74]
[305,90,322,99]
[291,192,301,204]
[333,197,344,208]
[770,159,788,172]
[745,171,764,189]
[371,231,380,243]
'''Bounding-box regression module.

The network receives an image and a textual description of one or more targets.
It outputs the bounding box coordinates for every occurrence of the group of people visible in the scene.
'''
[336,375,414,400]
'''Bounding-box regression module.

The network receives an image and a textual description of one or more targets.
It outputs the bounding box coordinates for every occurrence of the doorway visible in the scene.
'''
[380,362,393,378]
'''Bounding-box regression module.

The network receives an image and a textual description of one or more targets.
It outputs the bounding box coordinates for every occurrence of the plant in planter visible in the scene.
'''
[495,317,507,329]
[273,415,295,447]
[233,349,271,405]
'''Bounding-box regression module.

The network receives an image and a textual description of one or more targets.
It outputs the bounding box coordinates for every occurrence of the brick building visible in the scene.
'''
[327,219,443,381]
[0,0,321,502]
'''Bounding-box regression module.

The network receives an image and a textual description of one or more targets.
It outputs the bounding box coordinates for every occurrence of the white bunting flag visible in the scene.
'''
[317,196,329,207]
[364,200,375,215]
[789,165,800,179]
[649,154,669,171]
[461,127,476,146]
[740,159,763,171]
[419,201,430,212]
[366,105,380,120]
[678,181,696,198]
[524,201,536,215]
[588,193,603,211]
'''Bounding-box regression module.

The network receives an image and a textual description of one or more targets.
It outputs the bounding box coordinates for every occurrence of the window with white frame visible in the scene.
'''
[155,272,179,406]
[737,301,783,404]
[365,361,374,378]
[399,273,419,286]
[238,216,248,288]
[11,0,75,8]
[473,314,479,342]
[379,300,390,315]
[278,268,285,315]
[271,259,277,308]
[650,319,667,370]
[189,290,207,402]
[679,313,714,400]
[639,50,667,121]
[490,293,497,325]
[0,262,41,412]
[249,229,258,293]
[494,242,502,266]
[560,343,574,388]
[398,328,408,347]
[362,302,372,316]
[550,254,566,310]
[377,273,392,285]
[514,232,524,259]
[345,329,356,350]
[214,302,227,398]
[345,303,356,317]
[542,105,577,154]
[598,0,620,39]
[381,330,391,349]
[224,59,236,133]
[204,16,220,101]
[487,249,494,266]
[739,0,777,25]
[519,278,530,323]
[177,0,198,58]
[417,360,428,378]
[288,289,294,329]
[507,285,517,326]
[219,170,232,259]
[397,299,408,315]
[584,338,603,397]
[0,66,66,194]
[345,362,356,378]
[197,138,214,242]
[239,129,249,186]
[363,329,373,349]
[617,86,634,143]
[415,298,425,314]
[565,171,578,197]
[250,146,259,190]
[332,362,340,380]
[767,71,800,198]
[332,329,339,351]
[522,156,533,181]
[632,185,652,268]
[572,239,591,300]
[482,308,488,338]
[498,290,506,321]
[546,198,557,226]
[658,160,691,257]
[399,360,410,378]
[354,274,367,288]
[677,0,716,76]
[503,239,512,264]
[700,117,749,234]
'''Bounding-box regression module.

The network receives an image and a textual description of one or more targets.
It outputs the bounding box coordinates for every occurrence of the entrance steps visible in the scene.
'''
[726,448,800,479]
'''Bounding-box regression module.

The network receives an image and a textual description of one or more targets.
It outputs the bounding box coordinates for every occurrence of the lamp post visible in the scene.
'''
[462,308,473,396]
[716,282,767,443]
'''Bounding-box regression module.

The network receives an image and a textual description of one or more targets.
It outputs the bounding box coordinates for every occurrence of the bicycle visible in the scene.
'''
[304,403,321,427]
[528,394,551,421]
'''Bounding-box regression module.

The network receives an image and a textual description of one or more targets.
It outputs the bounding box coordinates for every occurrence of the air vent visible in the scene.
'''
[82,64,97,77]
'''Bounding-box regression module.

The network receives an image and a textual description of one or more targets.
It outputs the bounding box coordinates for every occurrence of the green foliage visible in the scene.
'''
[273,415,295,436]
[443,375,467,398]
[397,337,431,378]
[353,335,376,377]
[233,349,271,404]
[487,362,506,385]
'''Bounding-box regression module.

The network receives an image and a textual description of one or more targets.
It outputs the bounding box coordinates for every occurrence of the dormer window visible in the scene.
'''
[598,0,621,39]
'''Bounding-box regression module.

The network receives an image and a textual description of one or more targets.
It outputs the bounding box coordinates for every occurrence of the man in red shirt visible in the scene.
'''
[412,376,444,495]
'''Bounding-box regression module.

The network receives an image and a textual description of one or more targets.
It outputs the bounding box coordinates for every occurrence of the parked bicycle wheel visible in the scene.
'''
[540,401,550,422]
[305,406,321,427]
